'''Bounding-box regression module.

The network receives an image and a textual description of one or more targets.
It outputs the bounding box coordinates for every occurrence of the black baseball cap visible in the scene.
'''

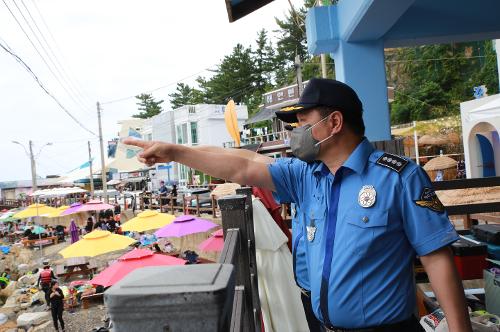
[275,78,363,123]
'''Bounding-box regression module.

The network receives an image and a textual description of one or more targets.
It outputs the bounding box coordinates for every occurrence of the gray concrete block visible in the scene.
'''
[105,263,235,332]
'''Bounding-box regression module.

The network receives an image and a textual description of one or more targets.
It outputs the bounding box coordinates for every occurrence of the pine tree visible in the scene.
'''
[133,93,164,119]
[168,83,205,109]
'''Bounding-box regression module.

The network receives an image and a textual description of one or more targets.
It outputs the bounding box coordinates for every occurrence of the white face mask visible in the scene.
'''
[290,115,334,162]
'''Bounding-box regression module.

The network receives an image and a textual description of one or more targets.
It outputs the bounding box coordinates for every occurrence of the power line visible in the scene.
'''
[2,0,94,119]
[27,0,95,107]
[0,40,97,136]
[18,0,93,114]
[101,68,212,105]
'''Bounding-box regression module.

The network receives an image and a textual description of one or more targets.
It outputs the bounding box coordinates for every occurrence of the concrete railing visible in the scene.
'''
[105,187,261,332]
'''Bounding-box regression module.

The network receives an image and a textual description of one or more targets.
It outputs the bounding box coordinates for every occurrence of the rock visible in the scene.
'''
[17,264,29,275]
[17,276,36,288]
[26,304,47,313]
[16,294,30,304]
[16,312,50,328]
[0,281,17,299]
[0,312,8,325]
[31,321,51,331]
[20,303,30,309]
[0,307,16,320]
[3,294,21,309]
[29,292,44,306]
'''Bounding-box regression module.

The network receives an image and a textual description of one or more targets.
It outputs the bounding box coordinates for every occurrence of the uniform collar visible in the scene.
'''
[312,137,373,176]
[343,137,373,174]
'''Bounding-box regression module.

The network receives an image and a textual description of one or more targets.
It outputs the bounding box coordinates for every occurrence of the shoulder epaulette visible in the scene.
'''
[375,153,408,173]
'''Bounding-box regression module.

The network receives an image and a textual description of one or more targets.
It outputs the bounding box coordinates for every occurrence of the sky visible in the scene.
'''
[0,0,303,182]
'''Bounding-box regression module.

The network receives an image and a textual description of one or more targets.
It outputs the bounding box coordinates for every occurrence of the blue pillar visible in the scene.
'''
[331,39,391,141]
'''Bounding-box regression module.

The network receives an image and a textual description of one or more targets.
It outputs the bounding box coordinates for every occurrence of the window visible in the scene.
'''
[176,124,188,144]
[176,125,183,144]
[190,122,198,145]
[188,106,196,114]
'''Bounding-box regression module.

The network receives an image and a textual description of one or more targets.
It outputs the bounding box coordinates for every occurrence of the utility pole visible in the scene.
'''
[88,141,95,198]
[97,102,108,203]
[413,121,420,165]
[318,0,328,78]
[28,140,37,192]
[295,54,304,94]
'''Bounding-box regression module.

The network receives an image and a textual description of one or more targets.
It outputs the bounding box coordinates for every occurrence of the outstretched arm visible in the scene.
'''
[123,139,275,191]
[193,145,274,164]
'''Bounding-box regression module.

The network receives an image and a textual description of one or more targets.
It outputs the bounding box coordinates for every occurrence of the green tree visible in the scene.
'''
[168,83,205,109]
[198,43,257,113]
[133,93,164,119]
[389,40,499,124]
[253,29,275,91]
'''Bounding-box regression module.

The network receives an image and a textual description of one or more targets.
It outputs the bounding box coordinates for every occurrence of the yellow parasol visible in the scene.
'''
[121,210,175,232]
[13,204,58,219]
[45,205,70,218]
[224,99,240,147]
[58,230,136,258]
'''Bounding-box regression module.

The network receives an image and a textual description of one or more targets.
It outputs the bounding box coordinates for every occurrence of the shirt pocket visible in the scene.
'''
[345,209,389,257]
[304,200,327,247]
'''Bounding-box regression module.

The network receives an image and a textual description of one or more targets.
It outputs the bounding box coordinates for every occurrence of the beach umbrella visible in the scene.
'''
[121,210,175,232]
[23,225,46,235]
[13,204,58,219]
[58,230,136,258]
[45,206,70,218]
[77,200,114,212]
[198,229,224,252]
[0,217,19,223]
[69,220,79,244]
[60,202,83,216]
[154,215,218,238]
[90,248,186,287]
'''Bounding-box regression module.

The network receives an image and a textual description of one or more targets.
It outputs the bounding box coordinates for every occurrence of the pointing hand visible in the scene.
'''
[123,139,176,167]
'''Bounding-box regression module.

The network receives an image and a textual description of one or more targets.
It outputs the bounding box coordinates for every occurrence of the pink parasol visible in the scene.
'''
[60,202,83,216]
[198,228,224,252]
[154,215,218,238]
[90,248,186,287]
[76,200,114,212]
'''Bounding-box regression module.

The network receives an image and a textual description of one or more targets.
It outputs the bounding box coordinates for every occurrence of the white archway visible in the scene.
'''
[467,122,499,178]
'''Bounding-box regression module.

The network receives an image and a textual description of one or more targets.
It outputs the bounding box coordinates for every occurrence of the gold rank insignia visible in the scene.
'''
[415,187,445,213]
[281,105,304,112]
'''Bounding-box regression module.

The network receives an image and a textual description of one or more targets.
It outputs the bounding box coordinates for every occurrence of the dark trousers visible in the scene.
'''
[301,291,325,332]
[51,305,65,331]
[41,284,50,307]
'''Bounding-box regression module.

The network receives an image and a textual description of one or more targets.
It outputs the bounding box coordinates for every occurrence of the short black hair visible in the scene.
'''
[317,106,365,137]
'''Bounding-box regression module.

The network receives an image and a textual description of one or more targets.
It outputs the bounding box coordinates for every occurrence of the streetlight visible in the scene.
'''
[12,140,52,192]
[12,140,52,262]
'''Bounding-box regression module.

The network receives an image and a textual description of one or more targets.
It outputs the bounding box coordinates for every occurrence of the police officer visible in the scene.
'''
[124,78,472,332]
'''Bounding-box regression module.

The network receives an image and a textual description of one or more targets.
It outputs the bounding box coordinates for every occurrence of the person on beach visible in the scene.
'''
[49,281,65,332]
[37,261,56,308]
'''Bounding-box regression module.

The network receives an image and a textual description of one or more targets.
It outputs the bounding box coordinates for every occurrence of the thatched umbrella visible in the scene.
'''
[423,156,458,180]
[447,132,461,145]
[418,135,449,146]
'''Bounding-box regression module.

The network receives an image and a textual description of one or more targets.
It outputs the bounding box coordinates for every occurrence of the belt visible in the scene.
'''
[323,316,417,332]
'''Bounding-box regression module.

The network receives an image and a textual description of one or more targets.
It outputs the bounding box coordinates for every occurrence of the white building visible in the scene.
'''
[146,104,248,187]
[460,94,500,178]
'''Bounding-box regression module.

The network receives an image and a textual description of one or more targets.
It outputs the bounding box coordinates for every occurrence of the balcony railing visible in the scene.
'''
[223,131,288,148]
